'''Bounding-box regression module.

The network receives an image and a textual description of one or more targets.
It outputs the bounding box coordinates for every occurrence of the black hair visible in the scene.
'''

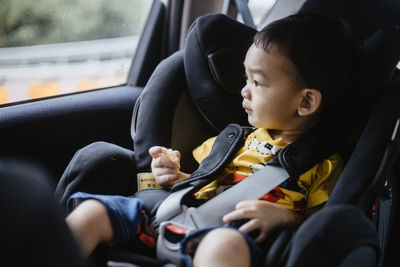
[253,12,360,112]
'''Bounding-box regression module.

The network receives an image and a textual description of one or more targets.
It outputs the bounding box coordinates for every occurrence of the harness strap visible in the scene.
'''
[193,164,289,228]
[151,186,194,233]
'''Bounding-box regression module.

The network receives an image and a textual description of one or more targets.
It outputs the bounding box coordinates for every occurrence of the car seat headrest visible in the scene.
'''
[357,25,400,97]
[335,25,400,145]
[184,14,257,131]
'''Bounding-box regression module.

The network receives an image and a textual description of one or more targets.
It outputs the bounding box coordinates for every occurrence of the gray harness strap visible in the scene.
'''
[193,165,289,228]
[153,165,290,264]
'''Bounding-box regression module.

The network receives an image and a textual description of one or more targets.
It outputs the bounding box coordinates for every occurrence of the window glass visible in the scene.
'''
[0,0,153,105]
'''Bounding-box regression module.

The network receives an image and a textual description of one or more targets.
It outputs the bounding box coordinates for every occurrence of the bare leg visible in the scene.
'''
[193,228,251,267]
[66,199,114,257]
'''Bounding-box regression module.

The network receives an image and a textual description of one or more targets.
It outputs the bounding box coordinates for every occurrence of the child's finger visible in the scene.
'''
[173,150,181,159]
[152,166,177,176]
[235,200,257,209]
[238,219,266,244]
[223,208,250,223]
[222,210,238,223]
[153,156,179,169]
[238,218,258,234]
[149,146,165,158]
[162,148,180,165]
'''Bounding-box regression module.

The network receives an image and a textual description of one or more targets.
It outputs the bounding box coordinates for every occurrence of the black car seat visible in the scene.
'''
[55,5,400,267]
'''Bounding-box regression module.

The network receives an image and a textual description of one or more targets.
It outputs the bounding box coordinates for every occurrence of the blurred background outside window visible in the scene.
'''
[0,0,152,105]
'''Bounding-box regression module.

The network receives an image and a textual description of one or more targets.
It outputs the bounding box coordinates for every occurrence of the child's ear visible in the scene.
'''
[297,88,322,117]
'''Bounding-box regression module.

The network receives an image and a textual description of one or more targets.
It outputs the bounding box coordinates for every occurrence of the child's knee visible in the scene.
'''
[67,199,113,239]
[193,228,251,267]
[68,199,115,245]
[72,199,108,219]
[195,228,249,256]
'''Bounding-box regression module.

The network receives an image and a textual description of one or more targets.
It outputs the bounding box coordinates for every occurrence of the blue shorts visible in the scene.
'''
[67,192,147,247]
[179,226,265,267]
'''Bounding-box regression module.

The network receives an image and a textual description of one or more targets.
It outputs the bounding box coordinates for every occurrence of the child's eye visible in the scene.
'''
[253,80,261,87]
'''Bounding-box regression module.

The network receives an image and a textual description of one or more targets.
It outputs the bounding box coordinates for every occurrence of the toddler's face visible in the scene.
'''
[241,44,303,131]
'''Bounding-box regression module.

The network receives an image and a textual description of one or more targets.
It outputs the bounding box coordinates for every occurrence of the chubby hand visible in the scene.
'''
[222,200,301,244]
[149,146,188,187]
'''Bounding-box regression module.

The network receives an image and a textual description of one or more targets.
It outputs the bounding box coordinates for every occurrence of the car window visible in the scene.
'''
[0,0,152,105]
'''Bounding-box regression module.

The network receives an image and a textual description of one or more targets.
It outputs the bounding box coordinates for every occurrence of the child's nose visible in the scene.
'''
[241,85,251,99]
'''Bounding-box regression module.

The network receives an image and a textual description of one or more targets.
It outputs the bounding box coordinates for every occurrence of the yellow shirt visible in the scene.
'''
[193,128,343,212]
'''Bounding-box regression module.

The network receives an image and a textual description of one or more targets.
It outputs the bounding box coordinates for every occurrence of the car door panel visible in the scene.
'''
[0,86,141,186]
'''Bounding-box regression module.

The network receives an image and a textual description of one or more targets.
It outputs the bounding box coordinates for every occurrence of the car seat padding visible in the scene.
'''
[184,14,255,131]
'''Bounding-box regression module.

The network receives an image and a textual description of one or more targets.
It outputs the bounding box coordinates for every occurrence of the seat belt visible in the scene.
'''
[227,0,256,29]
[234,0,256,29]
[153,164,290,264]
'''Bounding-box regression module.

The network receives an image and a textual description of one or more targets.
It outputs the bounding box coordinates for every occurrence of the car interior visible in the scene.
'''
[1,0,400,266]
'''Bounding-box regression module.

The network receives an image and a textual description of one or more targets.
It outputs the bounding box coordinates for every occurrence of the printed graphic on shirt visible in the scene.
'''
[260,187,285,202]
[248,138,281,155]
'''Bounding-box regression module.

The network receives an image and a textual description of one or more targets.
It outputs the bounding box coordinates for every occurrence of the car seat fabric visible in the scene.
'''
[328,75,400,210]
[266,205,379,267]
[300,0,400,41]
[183,14,255,131]
[55,141,137,208]
[285,204,379,267]
[327,26,400,209]
[133,51,187,174]
[329,26,400,161]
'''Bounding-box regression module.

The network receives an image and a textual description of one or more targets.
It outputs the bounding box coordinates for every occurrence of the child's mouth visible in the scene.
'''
[242,104,252,114]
